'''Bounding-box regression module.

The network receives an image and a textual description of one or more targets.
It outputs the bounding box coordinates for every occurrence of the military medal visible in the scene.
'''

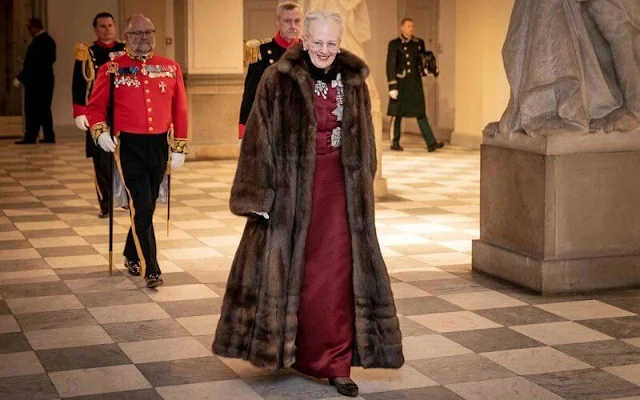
[330,73,344,149]
[159,81,167,93]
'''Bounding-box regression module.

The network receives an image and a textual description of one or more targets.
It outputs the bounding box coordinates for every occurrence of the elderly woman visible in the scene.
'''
[212,10,403,397]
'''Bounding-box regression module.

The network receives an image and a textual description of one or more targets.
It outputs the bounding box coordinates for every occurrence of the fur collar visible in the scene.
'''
[277,42,369,87]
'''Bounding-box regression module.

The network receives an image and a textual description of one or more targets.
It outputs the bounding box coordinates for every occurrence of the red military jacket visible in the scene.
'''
[87,47,188,152]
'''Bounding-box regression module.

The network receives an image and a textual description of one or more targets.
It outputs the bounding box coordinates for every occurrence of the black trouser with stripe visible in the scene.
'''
[116,132,168,277]
[92,145,111,214]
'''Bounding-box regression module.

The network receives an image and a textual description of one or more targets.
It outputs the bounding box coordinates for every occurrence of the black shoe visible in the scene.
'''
[145,273,164,288]
[428,142,445,152]
[390,143,404,151]
[329,378,358,397]
[124,259,141,276]
[15,139,36,145]
[98,210,109,219]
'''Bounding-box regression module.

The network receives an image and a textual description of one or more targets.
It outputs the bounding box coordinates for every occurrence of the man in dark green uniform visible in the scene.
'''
[386,18,443,152]
[71,12,125,218]
[238,1,302,139]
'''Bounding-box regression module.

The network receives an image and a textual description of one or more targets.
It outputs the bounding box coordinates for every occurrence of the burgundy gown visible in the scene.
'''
[292,65,354,379]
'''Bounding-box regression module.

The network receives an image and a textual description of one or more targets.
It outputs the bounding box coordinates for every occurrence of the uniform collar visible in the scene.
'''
[125,44,153,62]
[275,32,297,49]
[400,34,413,43]
[96,40,116,49]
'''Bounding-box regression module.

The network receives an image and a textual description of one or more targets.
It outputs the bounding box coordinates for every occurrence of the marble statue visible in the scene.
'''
[486,0,640,137]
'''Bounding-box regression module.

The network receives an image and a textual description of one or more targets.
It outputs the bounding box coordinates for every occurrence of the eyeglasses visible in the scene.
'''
[308,40,339,52]
[127,30,155,37]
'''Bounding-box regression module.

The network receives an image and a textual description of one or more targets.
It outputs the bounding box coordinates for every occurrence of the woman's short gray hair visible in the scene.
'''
[302,10,344,42]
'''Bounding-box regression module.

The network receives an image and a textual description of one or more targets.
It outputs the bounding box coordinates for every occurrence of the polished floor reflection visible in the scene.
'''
[1,133,640,399]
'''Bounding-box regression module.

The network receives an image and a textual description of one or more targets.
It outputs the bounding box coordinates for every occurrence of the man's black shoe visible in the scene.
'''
[98,210,109,218]
[428,142,445,152]
[15,139,36,145]
[390,144,404,151]
[39,139,56,144]
[124,259,141,276]
[145,274,164,288]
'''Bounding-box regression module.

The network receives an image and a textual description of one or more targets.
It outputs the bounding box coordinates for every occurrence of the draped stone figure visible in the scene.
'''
[486,0,640,137]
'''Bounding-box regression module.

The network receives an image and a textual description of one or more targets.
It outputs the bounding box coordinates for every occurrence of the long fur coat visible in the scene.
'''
[212,43,404,371]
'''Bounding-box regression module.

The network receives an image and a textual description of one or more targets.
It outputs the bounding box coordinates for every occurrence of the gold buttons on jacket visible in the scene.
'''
[144,80,149,84]
[147,108,152,112]
[145,89,150,94]
[146,98,151,103]
[148,127,154,131]
[148,117,153,122]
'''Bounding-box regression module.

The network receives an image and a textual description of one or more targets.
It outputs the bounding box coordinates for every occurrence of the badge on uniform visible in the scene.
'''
[145,65,177,79]
[115,75,141,88]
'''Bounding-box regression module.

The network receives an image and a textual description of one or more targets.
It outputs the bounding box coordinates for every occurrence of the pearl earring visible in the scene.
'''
[337,49,341,53]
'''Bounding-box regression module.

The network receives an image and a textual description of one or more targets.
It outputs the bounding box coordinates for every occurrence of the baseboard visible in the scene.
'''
[451,131,482,149]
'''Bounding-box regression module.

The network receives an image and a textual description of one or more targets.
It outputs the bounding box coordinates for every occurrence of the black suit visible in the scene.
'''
[17,31,56,143]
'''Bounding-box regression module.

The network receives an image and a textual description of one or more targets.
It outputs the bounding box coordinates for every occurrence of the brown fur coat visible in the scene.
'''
[212,43,404,371]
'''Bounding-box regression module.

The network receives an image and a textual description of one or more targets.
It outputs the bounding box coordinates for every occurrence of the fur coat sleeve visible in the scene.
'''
[230,76,276,216]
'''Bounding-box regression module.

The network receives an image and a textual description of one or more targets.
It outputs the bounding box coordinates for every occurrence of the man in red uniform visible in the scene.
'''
[87,14,188,288]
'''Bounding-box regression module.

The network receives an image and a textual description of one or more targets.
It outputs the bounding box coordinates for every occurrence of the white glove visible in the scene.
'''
[389,89,399,100]
[12,78,21,88]
[171,152,185,170]
[74,115,90,131]
[96,132,117,152]
[251,211,269,219]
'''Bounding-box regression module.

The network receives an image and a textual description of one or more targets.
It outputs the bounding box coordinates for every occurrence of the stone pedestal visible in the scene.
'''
[473,129,640,294]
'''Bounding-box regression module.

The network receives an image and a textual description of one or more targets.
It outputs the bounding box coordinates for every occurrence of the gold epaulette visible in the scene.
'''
[243,37,272,66]
[74,42,89,61]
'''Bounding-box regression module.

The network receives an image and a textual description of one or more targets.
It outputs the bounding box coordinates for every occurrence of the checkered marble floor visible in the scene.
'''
[1,132,640,399]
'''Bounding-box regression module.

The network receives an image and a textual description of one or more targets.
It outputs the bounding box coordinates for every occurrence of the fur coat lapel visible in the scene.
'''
[213,43,404,371]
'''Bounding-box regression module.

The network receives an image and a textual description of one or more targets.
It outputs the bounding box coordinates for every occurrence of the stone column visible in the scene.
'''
[179,0,245,160]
